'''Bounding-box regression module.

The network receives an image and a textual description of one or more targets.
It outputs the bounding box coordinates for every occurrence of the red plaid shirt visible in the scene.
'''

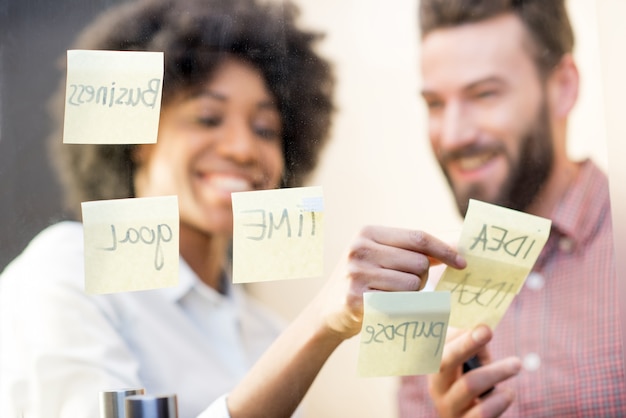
[398,160,626,417]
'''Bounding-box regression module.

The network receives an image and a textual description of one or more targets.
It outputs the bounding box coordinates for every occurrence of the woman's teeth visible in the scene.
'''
[207,175,252,192]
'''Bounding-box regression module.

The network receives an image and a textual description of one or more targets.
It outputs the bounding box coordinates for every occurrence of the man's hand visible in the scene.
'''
[316,225,466,339]
[429,325,521,418]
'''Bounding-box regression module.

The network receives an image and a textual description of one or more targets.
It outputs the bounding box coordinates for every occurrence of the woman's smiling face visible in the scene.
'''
[133,57,284,236]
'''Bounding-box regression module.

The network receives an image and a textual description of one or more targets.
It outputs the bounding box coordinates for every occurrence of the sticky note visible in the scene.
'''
[358,291,451,377]
[231,186,323,283]
[63,50,164,144]
[435,199,551,329]
[81,196,179,294]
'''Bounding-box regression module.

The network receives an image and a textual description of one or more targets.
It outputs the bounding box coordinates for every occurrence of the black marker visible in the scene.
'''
[462,355,495,398]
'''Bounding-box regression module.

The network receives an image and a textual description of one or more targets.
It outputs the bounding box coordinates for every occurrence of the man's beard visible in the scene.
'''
[443,101,554,217]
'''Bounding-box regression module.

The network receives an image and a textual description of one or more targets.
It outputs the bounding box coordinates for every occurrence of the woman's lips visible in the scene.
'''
[207,174,253,192]
[194,172,255,199]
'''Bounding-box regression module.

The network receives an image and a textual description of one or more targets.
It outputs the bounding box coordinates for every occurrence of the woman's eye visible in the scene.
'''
[196,116,221,127]
[254,126,281,141]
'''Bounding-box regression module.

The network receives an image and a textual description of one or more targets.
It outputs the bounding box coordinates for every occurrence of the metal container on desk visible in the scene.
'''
[125,393,178,418]
[100,388,146,418]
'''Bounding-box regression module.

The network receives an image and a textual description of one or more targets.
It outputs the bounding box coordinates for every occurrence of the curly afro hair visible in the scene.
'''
[49,0,335,218]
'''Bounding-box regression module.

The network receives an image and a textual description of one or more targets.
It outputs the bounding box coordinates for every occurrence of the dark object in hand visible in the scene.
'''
[462,355,495,398]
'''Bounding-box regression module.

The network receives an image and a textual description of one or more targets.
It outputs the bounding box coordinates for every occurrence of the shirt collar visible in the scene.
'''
[546,159,610,253]
[159,257,234,304]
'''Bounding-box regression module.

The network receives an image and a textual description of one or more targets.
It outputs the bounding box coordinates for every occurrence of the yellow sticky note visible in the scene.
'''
[358,291,451,377]
[81,196,179,294]
[436,199,551,329]
[63,50,164,144]
[231,186,323,283]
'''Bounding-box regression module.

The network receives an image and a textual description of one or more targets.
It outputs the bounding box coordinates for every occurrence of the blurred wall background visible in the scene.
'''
[0,0,128,271]
[0,1,620,417]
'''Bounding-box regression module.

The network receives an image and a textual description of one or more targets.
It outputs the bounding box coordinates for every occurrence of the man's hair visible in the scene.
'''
[419,0,574,76]
[49,0,335,217]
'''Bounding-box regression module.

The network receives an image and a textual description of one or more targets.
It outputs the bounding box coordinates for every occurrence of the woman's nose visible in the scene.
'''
[217,119,257,163]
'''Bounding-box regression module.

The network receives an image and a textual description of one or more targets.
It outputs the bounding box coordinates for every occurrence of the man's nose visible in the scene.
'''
[439,101,476,151]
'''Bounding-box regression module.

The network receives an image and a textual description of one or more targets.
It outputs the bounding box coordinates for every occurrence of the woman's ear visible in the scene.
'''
[547,54,580,118]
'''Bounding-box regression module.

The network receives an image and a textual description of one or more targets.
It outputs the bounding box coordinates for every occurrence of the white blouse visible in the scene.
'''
[0,222,285,418]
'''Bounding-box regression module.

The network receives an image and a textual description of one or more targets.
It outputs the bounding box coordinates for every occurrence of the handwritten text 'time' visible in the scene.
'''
[470,224,538,259]
[101,224,173,271]
[241,208,317,241]
[363,320,446,356]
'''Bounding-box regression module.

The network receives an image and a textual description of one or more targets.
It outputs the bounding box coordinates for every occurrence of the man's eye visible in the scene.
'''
[425,100,443,110]
[476,90,496,99]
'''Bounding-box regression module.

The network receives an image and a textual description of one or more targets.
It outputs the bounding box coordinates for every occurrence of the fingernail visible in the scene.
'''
[455,254,466,268]
[471,325,490,344]
[508,357,522,373]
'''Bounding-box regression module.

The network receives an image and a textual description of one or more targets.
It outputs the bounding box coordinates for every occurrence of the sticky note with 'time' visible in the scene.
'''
[231,186,324,283]
[435,199,551,329]
[63,49,163,144]
[81,196,179,294]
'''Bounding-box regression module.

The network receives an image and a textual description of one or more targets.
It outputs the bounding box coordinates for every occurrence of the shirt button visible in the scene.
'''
[559,237,574,253]
[523,352,541,371]
[526,272,545,290]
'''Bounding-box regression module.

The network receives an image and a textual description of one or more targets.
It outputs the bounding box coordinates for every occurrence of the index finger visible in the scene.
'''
[364,226,466,269]
[433,325,493,395]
